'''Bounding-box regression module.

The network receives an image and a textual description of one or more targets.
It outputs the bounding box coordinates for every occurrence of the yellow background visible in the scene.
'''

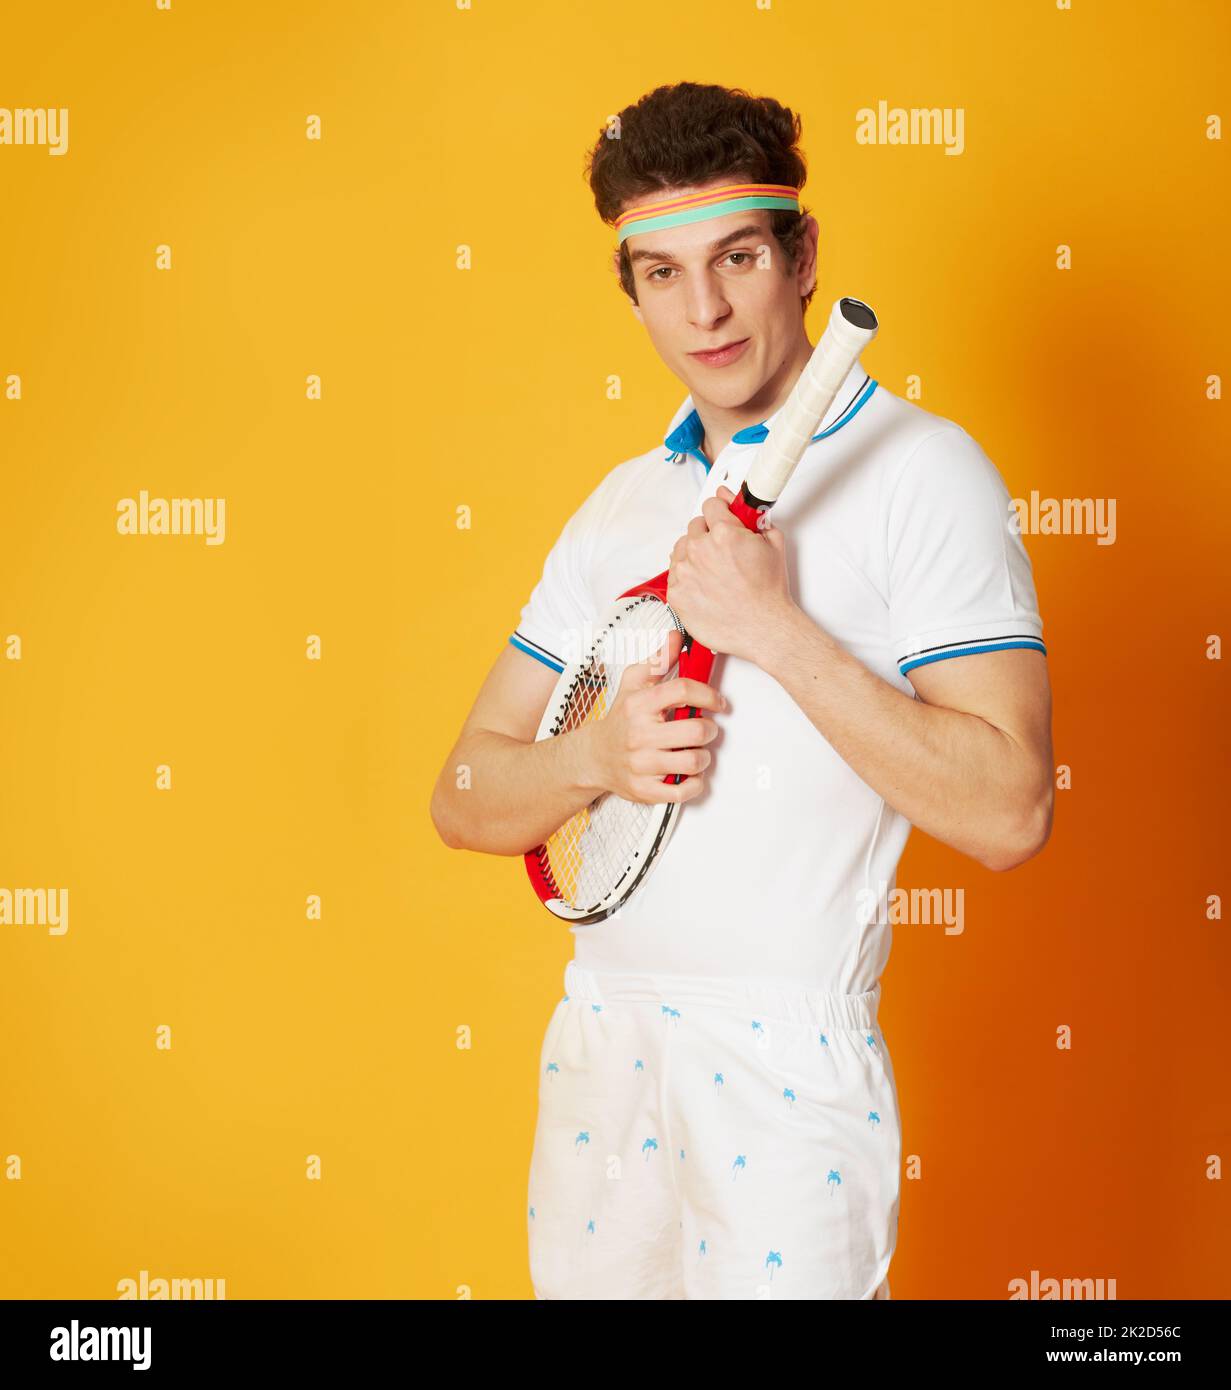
[1,0,1227,1298]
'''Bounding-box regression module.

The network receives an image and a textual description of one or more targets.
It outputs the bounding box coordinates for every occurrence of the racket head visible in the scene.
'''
[525,590,686,924]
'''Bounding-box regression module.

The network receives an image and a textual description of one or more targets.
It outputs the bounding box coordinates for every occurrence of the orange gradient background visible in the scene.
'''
[1,0,1227,1298]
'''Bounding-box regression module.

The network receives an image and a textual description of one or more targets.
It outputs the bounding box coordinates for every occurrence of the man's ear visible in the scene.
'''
[614,249,643,323]
[797,215,821,299]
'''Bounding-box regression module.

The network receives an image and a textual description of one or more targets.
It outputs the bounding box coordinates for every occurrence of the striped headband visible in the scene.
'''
[614,182,801,244]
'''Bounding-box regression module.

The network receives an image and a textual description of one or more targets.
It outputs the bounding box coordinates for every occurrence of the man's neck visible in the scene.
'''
[696,329,814,465]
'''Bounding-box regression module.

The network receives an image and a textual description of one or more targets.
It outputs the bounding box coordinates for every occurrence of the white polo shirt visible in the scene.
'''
[510,363,1046,992]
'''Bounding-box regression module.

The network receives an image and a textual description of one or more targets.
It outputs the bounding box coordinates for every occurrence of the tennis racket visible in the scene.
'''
[524,296,879,924]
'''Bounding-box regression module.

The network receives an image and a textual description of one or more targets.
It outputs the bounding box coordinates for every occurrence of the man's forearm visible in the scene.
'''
[759,605,1048,870]
[430,726,600,856]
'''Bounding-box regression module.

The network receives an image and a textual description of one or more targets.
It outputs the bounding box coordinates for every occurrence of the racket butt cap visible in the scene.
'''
[839,297,878,330]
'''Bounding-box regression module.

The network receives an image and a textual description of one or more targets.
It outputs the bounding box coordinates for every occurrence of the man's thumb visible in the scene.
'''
[623,625,682,686]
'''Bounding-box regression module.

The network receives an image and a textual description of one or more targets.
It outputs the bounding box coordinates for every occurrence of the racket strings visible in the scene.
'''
[538,596,679,911]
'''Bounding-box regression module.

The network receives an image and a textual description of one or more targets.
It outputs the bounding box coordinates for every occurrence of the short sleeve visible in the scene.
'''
[508,474,613,674]
[887,426,1046,678]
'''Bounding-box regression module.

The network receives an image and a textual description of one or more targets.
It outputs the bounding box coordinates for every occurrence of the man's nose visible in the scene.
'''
[684,273,731,331]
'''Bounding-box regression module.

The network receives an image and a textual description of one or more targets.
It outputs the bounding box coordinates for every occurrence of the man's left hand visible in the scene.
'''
[666,485,797,665]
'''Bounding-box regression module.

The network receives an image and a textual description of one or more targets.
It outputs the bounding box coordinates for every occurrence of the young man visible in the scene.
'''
[430,83,1053,1300]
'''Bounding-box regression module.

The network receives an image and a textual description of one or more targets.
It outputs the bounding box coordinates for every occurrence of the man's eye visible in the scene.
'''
[647,253,751,282]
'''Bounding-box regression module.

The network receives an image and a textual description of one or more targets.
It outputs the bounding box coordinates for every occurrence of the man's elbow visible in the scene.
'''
[981,784,1054,872]
[429,785,467,851]
[432,817,466,852]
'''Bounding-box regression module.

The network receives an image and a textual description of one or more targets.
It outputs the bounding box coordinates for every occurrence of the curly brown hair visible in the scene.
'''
[584,82,814,312]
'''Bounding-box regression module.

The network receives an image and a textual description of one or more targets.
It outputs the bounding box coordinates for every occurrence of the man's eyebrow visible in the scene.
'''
[626,224,765,266]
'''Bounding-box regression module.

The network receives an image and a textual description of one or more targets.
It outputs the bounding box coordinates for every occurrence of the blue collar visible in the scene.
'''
[663,375,878,473]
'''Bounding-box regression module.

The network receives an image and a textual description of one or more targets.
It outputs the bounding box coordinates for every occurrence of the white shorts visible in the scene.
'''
[527,961,901,1300]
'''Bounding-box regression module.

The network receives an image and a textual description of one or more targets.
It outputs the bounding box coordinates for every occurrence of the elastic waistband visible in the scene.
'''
[562,961,881,1032]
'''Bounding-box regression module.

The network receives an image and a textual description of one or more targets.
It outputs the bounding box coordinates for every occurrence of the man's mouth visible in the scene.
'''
[688,338,750,367]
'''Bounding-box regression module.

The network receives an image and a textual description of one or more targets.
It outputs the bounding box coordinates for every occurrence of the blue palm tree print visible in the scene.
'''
[545,1061,559,1081]
[826,1168,842,1194]
[732,1154,747,1180]
[783,1087,796,1107]
[574,1131,590,1155]
[642,1137,658,1161]
[714,1071,724,1092]
[868,1109,881,1128]
[765,1250,783,1280]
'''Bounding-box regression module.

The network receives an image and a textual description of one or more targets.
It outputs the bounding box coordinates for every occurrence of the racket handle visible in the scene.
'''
[726,483,773,533]
[663,471,774,779]
[661,634,716,784]
[744,296,879,506]
[660,483,770,781]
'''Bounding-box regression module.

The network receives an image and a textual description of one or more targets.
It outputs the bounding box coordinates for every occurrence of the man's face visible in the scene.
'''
[618,186,817,415]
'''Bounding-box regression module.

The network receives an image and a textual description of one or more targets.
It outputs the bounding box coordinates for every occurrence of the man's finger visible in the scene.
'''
[701,492,742,527]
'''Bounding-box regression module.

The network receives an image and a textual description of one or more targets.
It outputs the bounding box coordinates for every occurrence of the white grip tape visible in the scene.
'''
[745,297,879,504]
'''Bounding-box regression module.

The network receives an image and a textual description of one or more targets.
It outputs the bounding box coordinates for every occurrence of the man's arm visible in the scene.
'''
[664,482,1054,873]
[428,645,602,855]
[759,606,1054,871]
[429,639,722,856]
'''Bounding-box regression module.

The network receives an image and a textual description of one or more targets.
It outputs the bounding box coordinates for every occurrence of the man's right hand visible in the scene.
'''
[583,628,725,805]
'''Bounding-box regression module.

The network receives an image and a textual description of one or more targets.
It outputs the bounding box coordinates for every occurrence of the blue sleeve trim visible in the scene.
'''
[509,634,564,673]
[900,639,1047,675]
